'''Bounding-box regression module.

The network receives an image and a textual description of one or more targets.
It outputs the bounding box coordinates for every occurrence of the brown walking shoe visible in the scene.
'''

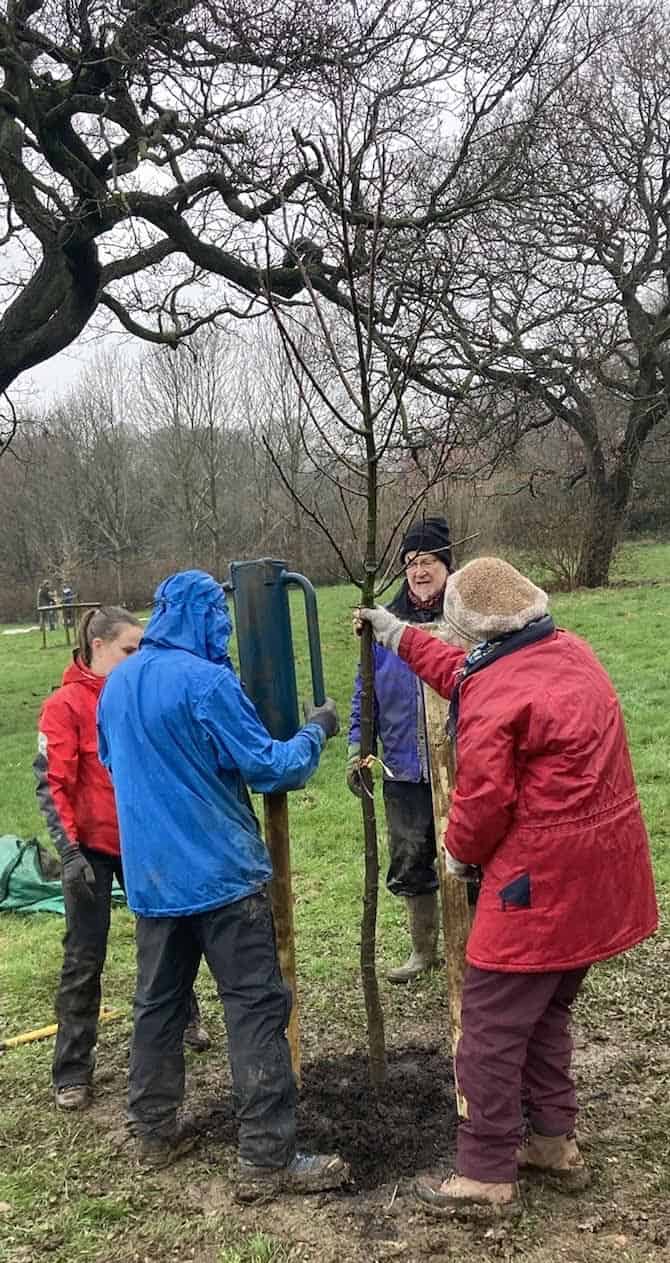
[518,1131,590,1192]
[414,1173,520,1220]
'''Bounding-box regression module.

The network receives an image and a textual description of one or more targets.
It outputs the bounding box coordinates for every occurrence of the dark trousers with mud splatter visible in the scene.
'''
[455,964,589,1183]
[383,780,438,897]
[128,889,297,1167]
[53,845,201,1089]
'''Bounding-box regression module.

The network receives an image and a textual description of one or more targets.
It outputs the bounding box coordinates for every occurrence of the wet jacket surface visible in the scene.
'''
[348,644,424,780]
[348,587,442,781]
[34,657,120,857]
[398,624,658,972]
[97,570,325,917]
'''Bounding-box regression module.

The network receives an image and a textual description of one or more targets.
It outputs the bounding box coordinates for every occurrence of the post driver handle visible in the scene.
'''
[281,572,326,707]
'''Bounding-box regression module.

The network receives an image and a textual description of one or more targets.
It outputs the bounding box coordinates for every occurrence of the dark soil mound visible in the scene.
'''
[194,1042,457,1189]
[296,1043,457,1188]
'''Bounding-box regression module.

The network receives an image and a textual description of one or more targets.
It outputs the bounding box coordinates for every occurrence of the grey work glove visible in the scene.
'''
[61,844,96,903]
[303,696,340,740]
[445,848,479,883]
[355,606,406,653]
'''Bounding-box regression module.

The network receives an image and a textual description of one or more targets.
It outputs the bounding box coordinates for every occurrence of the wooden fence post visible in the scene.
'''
[423,671,473,1119]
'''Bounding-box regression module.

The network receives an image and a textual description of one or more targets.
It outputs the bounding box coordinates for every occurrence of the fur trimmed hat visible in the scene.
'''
[443,557,549,645]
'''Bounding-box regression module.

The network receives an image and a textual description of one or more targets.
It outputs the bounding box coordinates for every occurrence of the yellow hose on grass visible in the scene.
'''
[0,1007,124,1051]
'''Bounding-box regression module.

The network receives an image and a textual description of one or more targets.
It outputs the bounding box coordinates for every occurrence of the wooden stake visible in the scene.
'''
[423,656,473,1119]
[263,791,301,1084]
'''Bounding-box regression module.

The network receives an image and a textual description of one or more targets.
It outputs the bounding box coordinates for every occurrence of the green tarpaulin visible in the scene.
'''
[0,835,125,915]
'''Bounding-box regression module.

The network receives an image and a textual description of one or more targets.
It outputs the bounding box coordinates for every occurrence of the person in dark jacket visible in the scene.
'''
[347,516,453,982]
[37,580,56,631]
[34,607,211,1113]
[62,584,75,629]
[356,559,658,1217]
[97,570,348,1193]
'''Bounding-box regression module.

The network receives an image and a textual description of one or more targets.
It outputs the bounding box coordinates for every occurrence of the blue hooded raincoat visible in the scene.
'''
[97,570,325,917]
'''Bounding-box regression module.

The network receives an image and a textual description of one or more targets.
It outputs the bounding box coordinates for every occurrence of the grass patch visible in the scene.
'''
[0,539,669,1262]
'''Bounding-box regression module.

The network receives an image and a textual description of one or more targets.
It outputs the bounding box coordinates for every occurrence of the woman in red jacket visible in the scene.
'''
[357,559,657,1218]
[35,606,210,1112]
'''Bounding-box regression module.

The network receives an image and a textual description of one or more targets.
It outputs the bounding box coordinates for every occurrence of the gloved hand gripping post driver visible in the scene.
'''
[303,697,339,741]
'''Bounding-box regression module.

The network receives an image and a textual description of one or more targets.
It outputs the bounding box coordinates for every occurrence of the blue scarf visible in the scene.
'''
[447,615,555,743]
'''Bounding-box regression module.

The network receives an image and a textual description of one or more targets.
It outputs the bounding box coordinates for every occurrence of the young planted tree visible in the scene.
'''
[265,291,460,1090]
[256,0,590,1080]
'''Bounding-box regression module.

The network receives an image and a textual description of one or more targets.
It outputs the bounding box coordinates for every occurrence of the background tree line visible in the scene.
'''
[1,0,669,621]
[0,323,667,622]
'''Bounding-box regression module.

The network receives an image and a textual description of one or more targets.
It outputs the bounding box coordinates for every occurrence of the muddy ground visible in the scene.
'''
[67,934,670,1263]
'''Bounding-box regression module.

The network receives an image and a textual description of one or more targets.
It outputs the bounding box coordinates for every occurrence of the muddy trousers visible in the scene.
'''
[53,845,202,1090]
[455,964,589,1183]
[128,890,297,1168]
[383,781,438,897]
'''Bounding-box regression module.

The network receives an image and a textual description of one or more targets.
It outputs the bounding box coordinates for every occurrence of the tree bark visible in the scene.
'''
[358,611,386,1088]
[359,441,386,1086]
[114,545,124,605]
[422,671,473,1118]
[575,460,635,588]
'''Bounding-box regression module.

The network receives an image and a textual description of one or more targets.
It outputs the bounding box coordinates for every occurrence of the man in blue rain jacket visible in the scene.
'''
[97,570,346,1193]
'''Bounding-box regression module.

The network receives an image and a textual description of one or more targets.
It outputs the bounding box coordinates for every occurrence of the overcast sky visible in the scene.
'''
[17,325,137,411]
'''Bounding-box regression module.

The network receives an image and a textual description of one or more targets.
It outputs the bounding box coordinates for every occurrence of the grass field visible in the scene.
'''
[0,540,669,1263]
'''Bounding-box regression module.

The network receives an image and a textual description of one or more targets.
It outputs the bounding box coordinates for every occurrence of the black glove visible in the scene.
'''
[61,844,96,903]
[303,697,340,740]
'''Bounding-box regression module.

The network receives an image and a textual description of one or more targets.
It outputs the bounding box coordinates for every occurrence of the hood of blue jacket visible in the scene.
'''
[143,570,232,663]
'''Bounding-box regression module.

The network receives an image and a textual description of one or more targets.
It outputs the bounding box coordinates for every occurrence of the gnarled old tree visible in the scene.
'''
[407,9,669,586]
[0,0,603,459]
[0,0,397,432]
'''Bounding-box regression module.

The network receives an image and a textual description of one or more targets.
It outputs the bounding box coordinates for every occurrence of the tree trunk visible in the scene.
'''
[359,445,386,1086]
[208,428,221,578]
[114,546,124,604]
[358,609,386,1088]
[292,486,305,574]
[575,463,634,588]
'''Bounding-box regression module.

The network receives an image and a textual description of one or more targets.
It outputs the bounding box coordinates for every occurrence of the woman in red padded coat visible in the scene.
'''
[357,558,657,1219]
[34,606,210,1112]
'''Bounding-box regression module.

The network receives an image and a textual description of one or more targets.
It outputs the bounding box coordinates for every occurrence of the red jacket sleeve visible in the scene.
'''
[446,690,519,867]
[398,626,465,698]
[33,692,80,853]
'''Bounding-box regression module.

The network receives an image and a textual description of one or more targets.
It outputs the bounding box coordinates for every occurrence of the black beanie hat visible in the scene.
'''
[401,516,452,569]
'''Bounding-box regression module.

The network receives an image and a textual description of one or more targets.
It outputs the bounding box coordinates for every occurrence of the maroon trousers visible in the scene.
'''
[455,964,589,1183]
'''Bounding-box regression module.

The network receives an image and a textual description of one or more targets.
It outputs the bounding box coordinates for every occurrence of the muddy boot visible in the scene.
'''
[132,1127,198,1171]
[518,1131,590,1192]
[414,1173,519,1220]
[55,1084,91,1111]
[183,1020,211,1053]
[387,893,439,984]
[236,1152,349,1202]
